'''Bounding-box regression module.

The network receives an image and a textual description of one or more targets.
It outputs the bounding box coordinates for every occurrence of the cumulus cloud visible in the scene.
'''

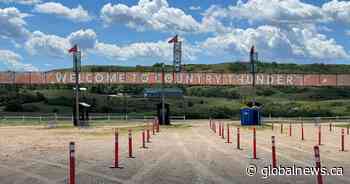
[189,6,201,11]
[0,49,38,71]
[0,0,41,5]
[201,0,350,31]
[0,7,30,40]
[100,0,201,33]
[34,2,92,22]
[25,31,70,58]
[346,30,350,36]
[95,38,199,62]
[201,26,293,58]
[289,27,349,59]
[322,0,350,24]
[200,5,233,34]
[24,29,196,63]
[25,29,98,58]
[211,0,327,25]
[200,25,349,61]
[68,29,97,50]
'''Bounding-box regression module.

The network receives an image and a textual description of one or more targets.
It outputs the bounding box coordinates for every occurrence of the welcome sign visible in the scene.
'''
[0,71,349,86]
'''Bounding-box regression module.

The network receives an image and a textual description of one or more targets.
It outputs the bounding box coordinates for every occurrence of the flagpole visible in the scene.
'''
[161,63,165,125]
[250,46,256,106]
[69,45,80,127]
[74,51,79,127]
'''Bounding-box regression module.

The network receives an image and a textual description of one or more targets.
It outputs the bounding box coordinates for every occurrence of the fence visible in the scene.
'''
[263,116,350,124]
[0,113,186,123]
[1,113,350,125]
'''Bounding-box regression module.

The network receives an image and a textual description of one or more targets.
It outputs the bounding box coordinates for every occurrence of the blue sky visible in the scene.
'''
[0,0,350,71]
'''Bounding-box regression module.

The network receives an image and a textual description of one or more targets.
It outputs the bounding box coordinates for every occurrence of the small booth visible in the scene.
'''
[144,88,184,125]
[240,102,262,126]
[73,102,91,126]
[157,103,170,125]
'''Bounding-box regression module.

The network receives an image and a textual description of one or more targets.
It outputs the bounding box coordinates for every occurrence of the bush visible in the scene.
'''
[36,92,47,102]
[256,88,276,96]
[186,87,240,99]
[4,102,23,112]
[100,105,112,113]
[22,104,40,112]
[47,96,72,106]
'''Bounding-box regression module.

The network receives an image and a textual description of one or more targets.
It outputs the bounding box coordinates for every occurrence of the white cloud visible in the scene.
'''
[346,30,350,36]
[0,7,30,40]
[199,5,233,34]
[201,25,292,58]
[0,49,38,71]
[24,29,199,63]
[322,0,350,24]
[100,0,201,33]
[201,0,350,33]
[25,29,98,58]
[289,27,349,59]
[204,0,327,28]
[189,6,201,11]
[0,0,41,5]
[200,25,349,61]
[68,29,97,50]
[95,38,199,62]
[25,31,70,58]
[226,0,326,23]
[34,2,91,22]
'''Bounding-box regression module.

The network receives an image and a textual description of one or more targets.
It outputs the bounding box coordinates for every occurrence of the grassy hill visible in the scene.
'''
[2,62,350,119]
[54,62,350,74]
[1,84,350,118]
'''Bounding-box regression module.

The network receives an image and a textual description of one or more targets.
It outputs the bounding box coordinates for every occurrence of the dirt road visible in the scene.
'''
[0,120,349,183]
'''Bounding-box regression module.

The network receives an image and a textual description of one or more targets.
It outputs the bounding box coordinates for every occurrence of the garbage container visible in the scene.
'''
[240,107,261,126]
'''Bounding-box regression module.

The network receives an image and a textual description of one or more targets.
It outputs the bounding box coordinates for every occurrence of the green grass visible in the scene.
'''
[229,123,272,130]
[48,123,191,137]
[4,82,350,118]
[335,124,350,128]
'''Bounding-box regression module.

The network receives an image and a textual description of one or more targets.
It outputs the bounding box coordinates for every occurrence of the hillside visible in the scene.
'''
[1,84,350,118]
[2,62,350,119]
[53,62,350,74]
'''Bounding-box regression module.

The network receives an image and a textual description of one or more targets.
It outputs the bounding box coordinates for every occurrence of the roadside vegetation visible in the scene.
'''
[1,62,350,119]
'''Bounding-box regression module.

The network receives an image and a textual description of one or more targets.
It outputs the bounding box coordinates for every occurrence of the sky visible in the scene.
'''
[0,0,350,71]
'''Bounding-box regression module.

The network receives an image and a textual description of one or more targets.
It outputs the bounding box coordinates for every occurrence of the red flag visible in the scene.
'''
[68,45,78,53]
[168,35,178,43]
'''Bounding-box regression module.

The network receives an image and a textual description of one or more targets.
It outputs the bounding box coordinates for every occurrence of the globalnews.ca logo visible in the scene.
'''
[246,164,344,179]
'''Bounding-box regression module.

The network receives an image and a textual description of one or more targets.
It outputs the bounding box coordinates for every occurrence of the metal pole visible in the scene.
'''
[124,92,127,120]
[74,52,80,126]
[161,63,165,125]
[250,46,257,106]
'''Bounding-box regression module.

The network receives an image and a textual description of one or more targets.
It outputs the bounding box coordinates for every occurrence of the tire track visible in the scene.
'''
[174,131,235,184]
[26,158,126,184]
[0,164,55,184]
[239,129,350,183]
[124,151,173,184]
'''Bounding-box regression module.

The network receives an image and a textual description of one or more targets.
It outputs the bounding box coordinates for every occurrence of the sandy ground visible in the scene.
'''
[0,120,349,184]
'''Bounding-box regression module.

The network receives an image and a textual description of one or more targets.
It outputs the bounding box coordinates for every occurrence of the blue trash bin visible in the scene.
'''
[240,107,261,126]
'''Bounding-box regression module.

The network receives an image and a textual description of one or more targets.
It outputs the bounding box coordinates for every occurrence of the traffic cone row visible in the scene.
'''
[68,117,161,184]
[208,118,348,183]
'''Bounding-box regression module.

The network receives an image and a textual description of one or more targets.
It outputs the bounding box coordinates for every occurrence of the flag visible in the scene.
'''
[68,45,78,53]
[168,35,178,43]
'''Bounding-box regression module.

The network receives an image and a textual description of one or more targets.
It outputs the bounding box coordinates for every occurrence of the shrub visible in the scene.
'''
[47,96,72,106]
[22,104,40,112]
[4,101,23,112]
